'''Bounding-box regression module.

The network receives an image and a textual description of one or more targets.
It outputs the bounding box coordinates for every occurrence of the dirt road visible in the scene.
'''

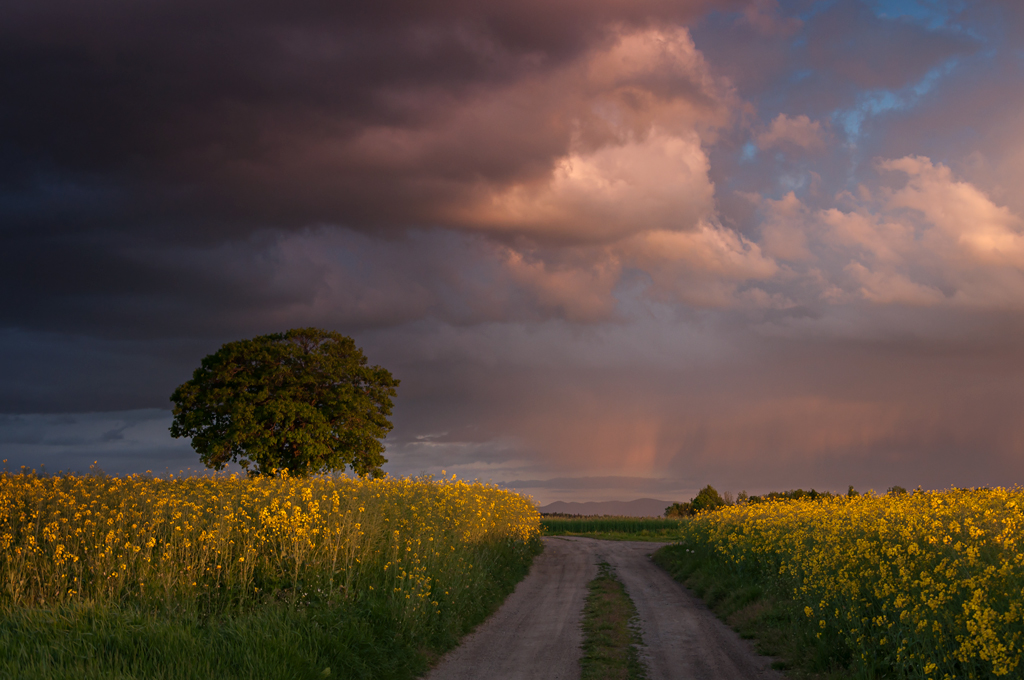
[424,536,781,680]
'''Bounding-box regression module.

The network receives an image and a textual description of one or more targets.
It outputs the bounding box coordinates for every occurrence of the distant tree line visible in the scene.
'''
[665,484,912,517]
[664,485,731,517]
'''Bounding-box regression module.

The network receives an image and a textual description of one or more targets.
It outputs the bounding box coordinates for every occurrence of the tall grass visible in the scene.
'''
[0,470,541,679]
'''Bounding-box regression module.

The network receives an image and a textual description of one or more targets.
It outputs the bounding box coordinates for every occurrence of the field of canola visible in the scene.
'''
[681,488,1024,679]
[0,470,539,615]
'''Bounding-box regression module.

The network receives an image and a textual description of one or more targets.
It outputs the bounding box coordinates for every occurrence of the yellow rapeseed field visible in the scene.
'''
[0,470,540,627]
[683,488,1024,679]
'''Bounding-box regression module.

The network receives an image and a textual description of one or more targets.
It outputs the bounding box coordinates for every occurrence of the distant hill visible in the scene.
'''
[538,498,675,517]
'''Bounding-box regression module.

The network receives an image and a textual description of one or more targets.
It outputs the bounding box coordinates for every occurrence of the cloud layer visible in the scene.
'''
[3,0,1024,502]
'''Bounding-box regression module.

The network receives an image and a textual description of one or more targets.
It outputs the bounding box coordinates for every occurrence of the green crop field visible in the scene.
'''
[541,516,684,541]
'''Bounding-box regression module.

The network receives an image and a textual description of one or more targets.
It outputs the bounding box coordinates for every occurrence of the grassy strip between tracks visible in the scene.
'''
[580,562,647,680]
[652,543,852,680]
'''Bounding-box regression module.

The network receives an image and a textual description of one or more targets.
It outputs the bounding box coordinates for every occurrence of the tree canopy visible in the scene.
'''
[170,328,399,477]
[665,485,728,517]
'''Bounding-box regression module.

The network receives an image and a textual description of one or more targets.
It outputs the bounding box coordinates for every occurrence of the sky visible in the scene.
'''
[3,0,1024,505]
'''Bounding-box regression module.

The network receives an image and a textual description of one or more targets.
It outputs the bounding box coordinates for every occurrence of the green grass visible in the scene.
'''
[0,600,416,680]
[652,543,853,679]
[0,537,541,680]
[580,562,647,680]
[542,517,683,542]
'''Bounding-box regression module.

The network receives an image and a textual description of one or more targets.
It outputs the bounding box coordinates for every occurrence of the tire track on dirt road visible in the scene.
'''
[424,536,782,680]
[424,537,597,680]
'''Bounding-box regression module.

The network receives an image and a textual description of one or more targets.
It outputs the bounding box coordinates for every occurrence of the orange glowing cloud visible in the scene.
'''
[449,26,734,242]
[756,113,827,152]
[752,156,1024,311]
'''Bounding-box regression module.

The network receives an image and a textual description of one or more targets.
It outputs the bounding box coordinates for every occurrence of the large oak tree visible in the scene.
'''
[170,328,399,477]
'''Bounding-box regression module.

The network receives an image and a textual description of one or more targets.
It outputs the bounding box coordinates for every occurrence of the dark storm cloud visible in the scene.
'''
[0,0,738,241]
[1,0,748,345]
[0,409,196,475]
[0,227,523,339]
[0,330,207,412]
